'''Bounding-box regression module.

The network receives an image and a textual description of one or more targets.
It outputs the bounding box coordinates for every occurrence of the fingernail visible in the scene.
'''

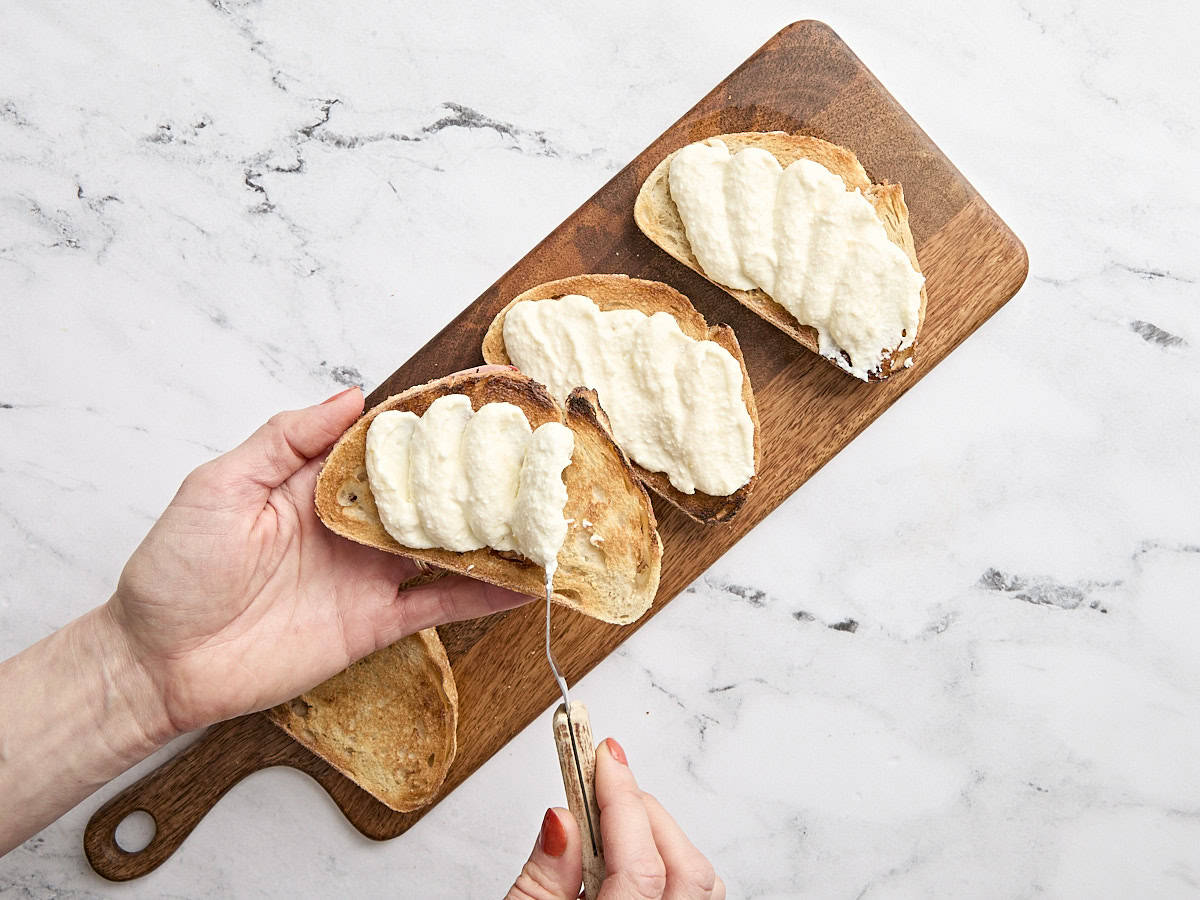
[539,808,568,858]
[321,386,359,404]
[604,737,628,766]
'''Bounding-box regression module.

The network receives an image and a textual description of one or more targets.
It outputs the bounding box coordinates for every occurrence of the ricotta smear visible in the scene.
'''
[668,138,926,380]
[365,395,574,577]
[503,293,755,497]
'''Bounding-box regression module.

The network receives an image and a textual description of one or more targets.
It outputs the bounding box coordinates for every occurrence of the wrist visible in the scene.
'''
[0,603,180,853]
[73,604,178,764]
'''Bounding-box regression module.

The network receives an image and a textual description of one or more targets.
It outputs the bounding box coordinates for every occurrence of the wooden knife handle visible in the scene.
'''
[553,701,606,898]
[83,714,290,881]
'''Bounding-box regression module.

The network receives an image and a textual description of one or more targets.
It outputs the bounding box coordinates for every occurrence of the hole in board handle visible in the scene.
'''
[114,810,156,853]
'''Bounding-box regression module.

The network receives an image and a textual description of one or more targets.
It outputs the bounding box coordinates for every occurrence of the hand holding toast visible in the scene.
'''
[0,383,530,856]
[108,384,529,736]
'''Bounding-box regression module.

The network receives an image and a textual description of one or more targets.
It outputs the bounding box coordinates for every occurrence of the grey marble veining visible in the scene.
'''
[2,0,1199,897]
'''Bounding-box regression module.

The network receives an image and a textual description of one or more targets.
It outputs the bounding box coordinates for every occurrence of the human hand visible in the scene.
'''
[508,737,724,899]
[108,384,528,740]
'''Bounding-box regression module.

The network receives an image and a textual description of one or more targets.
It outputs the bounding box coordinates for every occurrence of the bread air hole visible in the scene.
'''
[337,473,376,523]
[289,698,312,718]
[570,536,605,570]
[337,479,360,506]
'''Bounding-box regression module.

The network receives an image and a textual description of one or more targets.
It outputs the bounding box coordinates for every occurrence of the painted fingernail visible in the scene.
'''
[539,808,568,858]
[604,737,628,766]
[321,386,359,404]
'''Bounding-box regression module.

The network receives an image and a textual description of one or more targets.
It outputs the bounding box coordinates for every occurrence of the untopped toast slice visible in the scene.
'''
[482,274,760,525]
[634,132,927,380]
[267,628,457,812]
[315,369,662,625]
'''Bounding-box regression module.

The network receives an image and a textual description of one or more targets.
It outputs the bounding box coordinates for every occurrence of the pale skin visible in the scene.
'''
[0,379,721,898]
[508,738,726,900]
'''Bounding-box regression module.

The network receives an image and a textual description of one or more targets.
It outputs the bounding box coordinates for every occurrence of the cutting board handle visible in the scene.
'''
[83,714,293,881]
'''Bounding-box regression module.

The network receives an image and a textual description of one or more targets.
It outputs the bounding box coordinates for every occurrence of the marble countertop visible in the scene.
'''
[3,1,1198,896]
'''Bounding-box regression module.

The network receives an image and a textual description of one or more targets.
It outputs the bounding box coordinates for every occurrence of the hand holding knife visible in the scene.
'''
[545,583,606,898]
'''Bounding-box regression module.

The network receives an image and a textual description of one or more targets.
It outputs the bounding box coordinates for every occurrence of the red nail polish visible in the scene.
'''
[321,386,358,404]
[605,737,628,766]
[539,808,568,858]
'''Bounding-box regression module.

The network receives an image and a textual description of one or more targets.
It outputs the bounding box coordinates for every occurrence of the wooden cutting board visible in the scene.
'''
[84,19,1027,880]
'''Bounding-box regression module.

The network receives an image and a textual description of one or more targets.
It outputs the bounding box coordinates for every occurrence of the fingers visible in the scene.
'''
[375,575,531,646]
[641,794,718,899]
[507,808,583,900]
[189,386,364,499]
[595,738,667,900]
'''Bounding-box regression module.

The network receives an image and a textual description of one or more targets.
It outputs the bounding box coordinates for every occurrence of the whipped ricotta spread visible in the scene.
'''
[365,395,574,575]
[502,293,755,496]
[668,139,925,380]
[511,421,575,578]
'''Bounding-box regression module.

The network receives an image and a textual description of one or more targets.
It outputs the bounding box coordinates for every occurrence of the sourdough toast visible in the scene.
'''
[482,274,760,524]
[634,132,927,380]
[267,628,457,812]
[315,369,661,625]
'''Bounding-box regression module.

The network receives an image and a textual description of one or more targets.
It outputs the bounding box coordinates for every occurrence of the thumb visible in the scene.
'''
[507,808,583,900]
[202,386,364,494]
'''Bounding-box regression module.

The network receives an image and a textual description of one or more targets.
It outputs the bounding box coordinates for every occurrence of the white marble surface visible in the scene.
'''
[2,0,1198,896]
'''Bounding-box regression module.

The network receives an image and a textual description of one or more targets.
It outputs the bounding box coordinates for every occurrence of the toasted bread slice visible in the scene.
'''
[267,628,457,812]
[634,132,927,380]
[482,274,760,524]
[315,369,661,625]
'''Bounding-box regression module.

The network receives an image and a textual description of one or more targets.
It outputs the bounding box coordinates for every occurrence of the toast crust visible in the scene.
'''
[482,274,760,524]
[315,369,662,625]
[633,132,928,380]
[267,628,457,812]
